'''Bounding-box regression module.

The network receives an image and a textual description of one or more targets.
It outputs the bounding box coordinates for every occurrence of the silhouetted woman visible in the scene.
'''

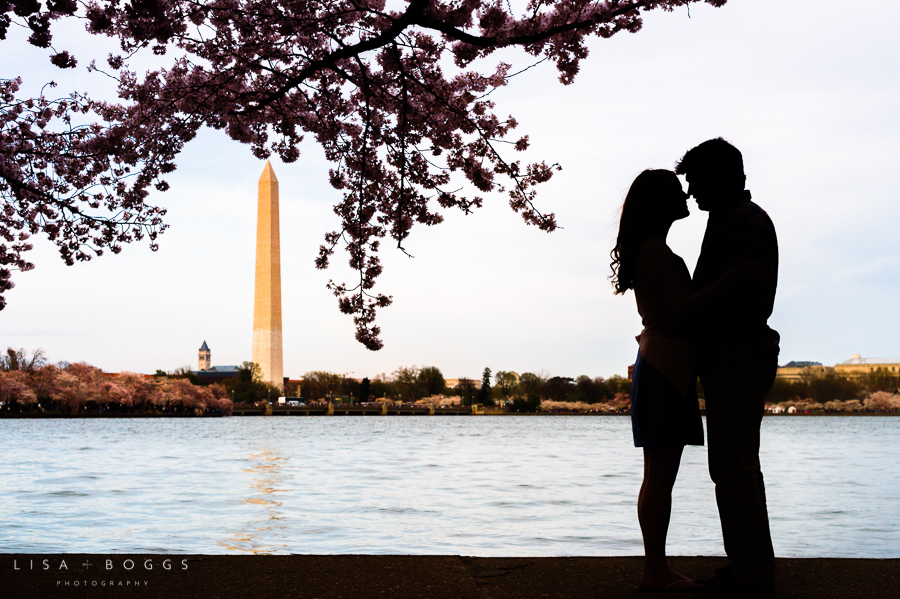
[610,169,753,592]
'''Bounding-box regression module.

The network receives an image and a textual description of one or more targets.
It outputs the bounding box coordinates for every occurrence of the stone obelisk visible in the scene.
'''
[252,161,283,390]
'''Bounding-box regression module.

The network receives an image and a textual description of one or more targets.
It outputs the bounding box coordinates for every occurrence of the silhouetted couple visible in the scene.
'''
[611,138,779,598]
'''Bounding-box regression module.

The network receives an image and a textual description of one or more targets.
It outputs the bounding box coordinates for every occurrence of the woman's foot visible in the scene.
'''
[638,569,701,593]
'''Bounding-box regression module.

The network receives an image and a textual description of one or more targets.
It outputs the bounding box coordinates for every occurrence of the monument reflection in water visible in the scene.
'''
[221,449,291,554]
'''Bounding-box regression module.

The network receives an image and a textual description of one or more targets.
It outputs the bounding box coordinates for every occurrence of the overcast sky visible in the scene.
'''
[3,0,899,380]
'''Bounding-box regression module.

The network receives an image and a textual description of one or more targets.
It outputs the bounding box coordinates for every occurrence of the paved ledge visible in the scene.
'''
[3,555,898,599]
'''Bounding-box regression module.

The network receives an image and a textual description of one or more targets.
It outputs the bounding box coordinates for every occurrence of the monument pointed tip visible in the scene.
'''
[260,160,278,182]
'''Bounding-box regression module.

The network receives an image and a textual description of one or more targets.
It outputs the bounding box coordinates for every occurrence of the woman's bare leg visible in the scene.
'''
[638,445,696,588]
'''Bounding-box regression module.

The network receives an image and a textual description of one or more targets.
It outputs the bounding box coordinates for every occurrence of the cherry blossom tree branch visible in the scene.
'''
[0,0,731,346]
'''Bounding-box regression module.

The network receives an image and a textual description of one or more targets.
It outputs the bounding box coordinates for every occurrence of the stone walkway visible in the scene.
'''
[4,555,898,598]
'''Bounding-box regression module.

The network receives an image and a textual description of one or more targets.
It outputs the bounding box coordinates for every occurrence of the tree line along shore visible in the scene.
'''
[1,348,899,417]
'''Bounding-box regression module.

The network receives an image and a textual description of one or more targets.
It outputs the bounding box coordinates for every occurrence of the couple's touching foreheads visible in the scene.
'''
[611,138,779,598]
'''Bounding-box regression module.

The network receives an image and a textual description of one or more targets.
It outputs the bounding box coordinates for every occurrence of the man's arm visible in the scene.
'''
[641,237,762,322]
[726,204,778,324]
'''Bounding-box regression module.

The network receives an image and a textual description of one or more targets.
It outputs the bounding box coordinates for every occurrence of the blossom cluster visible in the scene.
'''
[539,396,631,413]
[765,393,900,414]
[0,362,233,415]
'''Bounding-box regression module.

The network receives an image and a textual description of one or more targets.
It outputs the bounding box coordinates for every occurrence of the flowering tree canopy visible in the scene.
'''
[0,361,233,414]
[1,0,729,348]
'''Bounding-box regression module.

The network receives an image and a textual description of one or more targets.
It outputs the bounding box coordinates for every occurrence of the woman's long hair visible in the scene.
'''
[609,169,676,294]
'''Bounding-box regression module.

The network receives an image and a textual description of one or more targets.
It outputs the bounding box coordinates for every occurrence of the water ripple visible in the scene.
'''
[0,416,897,556]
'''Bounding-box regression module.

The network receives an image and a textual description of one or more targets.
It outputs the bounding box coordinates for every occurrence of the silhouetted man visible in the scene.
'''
[676,138,779,598]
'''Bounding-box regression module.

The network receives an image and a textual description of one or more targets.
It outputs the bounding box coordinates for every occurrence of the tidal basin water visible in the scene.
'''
[1,416,898,556]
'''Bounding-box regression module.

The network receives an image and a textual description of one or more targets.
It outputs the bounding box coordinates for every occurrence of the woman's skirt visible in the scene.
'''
[631,350,704,448]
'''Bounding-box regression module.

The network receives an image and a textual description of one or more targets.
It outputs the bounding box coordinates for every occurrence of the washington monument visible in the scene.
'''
[252,161,283,389]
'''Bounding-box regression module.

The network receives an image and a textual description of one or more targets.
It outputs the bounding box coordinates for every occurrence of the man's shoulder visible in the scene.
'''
[732,200,775,231]
[739,199,772,217]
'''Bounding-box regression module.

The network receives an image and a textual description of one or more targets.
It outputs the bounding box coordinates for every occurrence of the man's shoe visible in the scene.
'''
[695,568,735,588]
[693,584,776,599]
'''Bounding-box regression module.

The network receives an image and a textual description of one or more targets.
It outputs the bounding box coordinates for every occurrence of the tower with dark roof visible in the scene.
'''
[198,341,211,372]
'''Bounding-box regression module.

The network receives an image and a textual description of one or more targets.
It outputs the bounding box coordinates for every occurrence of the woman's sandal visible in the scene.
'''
[637,578,703,593]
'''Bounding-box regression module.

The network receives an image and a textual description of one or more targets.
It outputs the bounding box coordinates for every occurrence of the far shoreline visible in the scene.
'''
[1,411,898,419]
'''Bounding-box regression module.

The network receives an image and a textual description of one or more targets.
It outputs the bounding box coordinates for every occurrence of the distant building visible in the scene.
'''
[776,355,900,381]
[775,361,833,382]
[444,378,481,389]
[195,365,242,385]
[193,341,242,384]
[198,341,211,371]
[834,355,900,379]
